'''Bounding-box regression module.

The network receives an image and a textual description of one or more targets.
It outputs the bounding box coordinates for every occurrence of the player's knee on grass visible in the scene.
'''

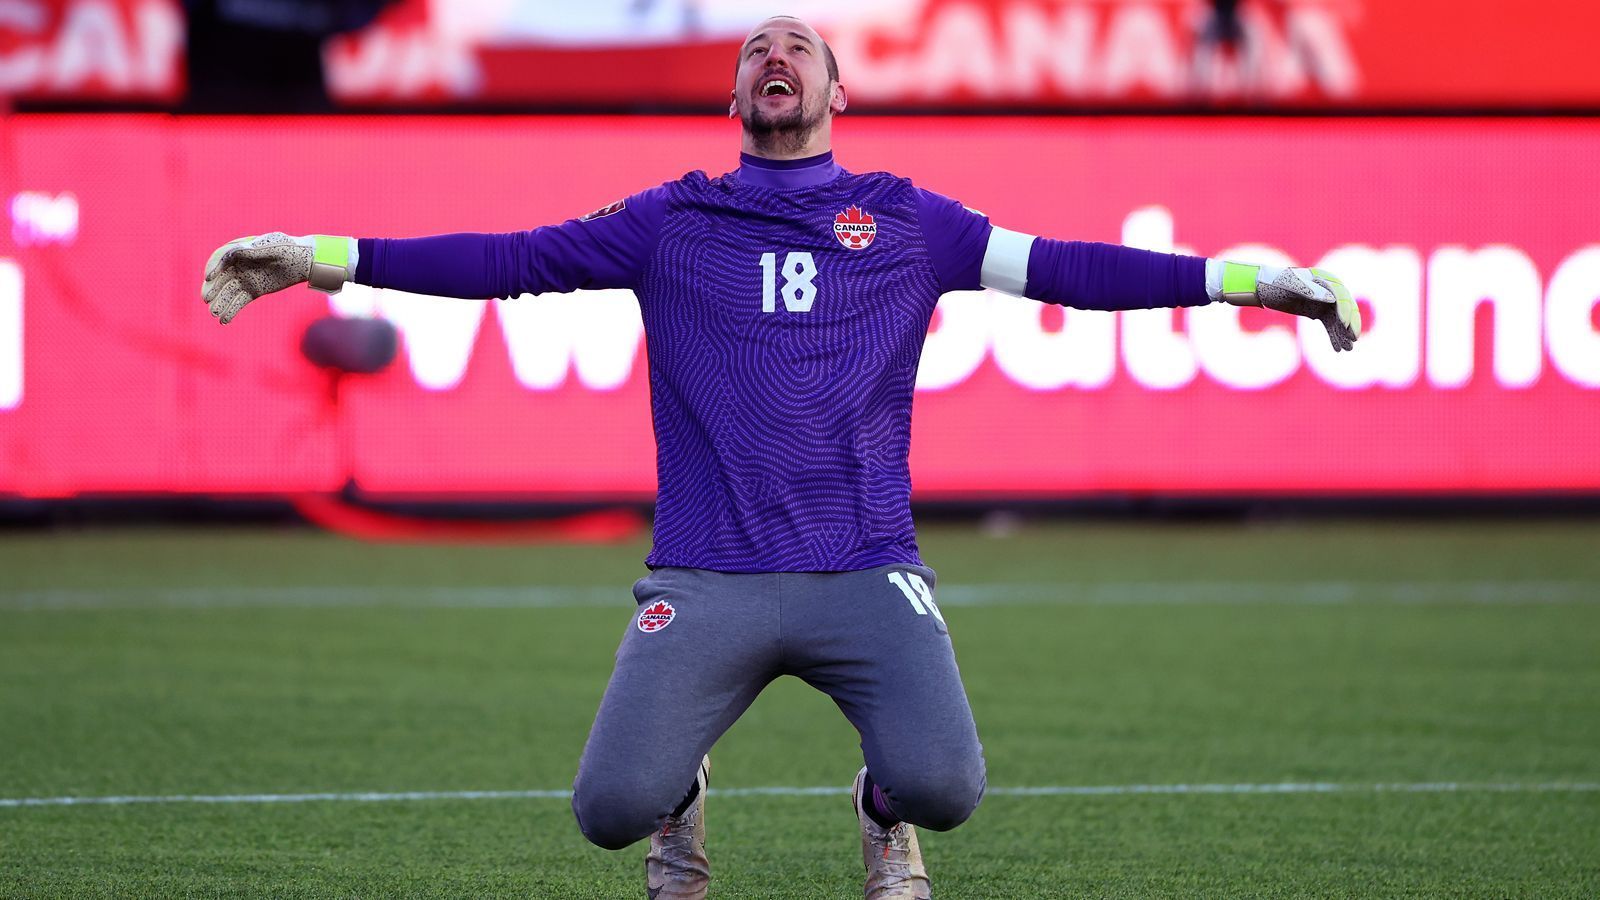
[877,756,987,832]
[571,776,673,850]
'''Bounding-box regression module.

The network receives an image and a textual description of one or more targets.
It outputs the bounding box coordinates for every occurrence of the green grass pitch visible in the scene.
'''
[2,519,1598,897]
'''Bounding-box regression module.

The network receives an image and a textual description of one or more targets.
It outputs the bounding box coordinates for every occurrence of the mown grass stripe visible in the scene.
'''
[4,782,1597,809]
[1,581,1594,611]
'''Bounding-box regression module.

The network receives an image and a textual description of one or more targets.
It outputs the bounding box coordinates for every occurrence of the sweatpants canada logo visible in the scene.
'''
[636,600,676,633]
[834,205,877,250]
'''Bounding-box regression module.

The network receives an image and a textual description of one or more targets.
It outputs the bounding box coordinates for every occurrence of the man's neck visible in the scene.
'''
[734,150,840,189]
[740,126,832,160]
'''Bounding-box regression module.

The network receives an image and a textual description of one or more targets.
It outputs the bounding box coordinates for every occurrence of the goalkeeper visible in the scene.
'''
[202,15,1358,900]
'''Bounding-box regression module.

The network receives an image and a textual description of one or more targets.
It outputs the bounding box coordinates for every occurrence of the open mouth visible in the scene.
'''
[759,76,796,98]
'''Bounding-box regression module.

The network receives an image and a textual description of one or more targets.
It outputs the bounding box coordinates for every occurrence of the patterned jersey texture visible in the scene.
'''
[638,168,956,572]
[357,156,992,573]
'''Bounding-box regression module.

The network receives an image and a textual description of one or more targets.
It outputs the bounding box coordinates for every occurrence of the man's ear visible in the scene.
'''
[729,91,738,119]
[831,82,848,115]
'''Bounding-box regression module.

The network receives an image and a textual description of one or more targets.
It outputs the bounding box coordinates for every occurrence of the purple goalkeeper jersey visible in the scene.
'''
[356,151,1206,572]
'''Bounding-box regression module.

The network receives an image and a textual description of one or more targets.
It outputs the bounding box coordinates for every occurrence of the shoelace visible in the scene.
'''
[866,822,916,882]
[656,808,701,873]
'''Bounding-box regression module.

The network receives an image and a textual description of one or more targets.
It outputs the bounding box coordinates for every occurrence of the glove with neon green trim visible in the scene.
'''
[1207,260,1361,352]
[201,233,355,324]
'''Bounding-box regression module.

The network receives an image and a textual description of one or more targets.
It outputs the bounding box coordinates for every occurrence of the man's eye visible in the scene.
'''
[793,45,809,53]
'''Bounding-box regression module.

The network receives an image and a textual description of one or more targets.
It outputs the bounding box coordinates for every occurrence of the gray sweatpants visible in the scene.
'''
[571,563,986,850]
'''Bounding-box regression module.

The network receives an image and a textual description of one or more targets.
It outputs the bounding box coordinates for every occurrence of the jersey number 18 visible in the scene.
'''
[759,252,817,313]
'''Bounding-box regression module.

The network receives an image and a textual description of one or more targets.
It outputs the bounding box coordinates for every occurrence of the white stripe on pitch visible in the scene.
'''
[1,581,1594,611]
[3,782,1596,809]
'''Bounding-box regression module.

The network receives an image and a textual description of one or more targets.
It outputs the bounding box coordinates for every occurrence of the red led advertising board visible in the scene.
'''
[1,115,1598,498]
[327,0,1600,110]
[0,0,184,104]
[9,1,1600,110]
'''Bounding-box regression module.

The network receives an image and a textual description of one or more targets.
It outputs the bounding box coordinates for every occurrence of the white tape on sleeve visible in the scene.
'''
[979,226,1036,297]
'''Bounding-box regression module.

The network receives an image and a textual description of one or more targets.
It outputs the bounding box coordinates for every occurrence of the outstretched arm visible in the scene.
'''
[917,190,1360,351]
[981,230,1211,311]
[201,189,666,324]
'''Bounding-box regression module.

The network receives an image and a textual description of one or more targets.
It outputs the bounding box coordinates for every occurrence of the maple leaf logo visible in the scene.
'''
[833,205,878,250]
[836,205,874,227]
[637,599,676,633]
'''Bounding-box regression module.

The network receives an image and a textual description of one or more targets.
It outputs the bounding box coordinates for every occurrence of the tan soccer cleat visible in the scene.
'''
[852,767,932,900]
[646,755,711,900]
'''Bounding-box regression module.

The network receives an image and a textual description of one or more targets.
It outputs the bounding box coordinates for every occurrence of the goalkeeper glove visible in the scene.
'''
[1206,260,1361,352]
[201,233,356,324]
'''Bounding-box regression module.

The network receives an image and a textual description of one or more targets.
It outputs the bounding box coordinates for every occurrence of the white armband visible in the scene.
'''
[978,226,1036,297]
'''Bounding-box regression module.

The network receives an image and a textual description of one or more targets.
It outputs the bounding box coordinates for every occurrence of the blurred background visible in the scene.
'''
[2,3,1599,896]
[1,0,1598,518]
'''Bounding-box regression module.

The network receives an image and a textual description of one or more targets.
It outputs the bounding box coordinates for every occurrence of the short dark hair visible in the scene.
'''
[820,38,839,82]
[736,24,840,83]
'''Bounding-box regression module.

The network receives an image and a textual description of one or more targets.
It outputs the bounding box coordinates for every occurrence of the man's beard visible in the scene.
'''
[741,95,823,155]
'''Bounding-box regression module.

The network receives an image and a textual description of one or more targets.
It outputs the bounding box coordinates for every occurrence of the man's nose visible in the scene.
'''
[761,45,792,68]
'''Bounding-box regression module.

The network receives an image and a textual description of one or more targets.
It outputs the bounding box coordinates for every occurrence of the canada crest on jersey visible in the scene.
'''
[833,205,877,250]
[636,599,676,633]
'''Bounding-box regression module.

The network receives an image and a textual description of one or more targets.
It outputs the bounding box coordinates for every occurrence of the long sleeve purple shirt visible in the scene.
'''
[355,153,1207,572]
